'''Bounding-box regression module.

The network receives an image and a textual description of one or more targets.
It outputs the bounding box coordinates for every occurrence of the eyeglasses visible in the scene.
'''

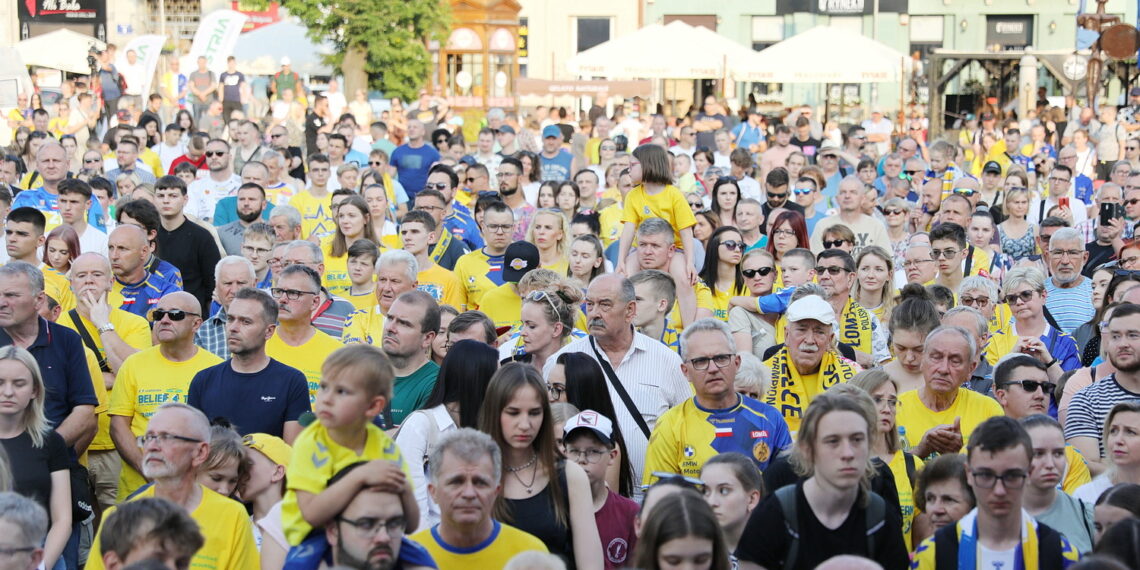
[822,239,849,249]
[205,150,227,157]
[416,204,445,212]
[687,353,734,371]
[772,228,797,237]
[150,309,200,322]
[1003,290,1037,305]
[903,259,934,268]
[241,244,271,255]
[643,472,706,493]
[872,396,899,408]
[338,515,406,537]
[999,379,1057,394]
[424,182,450,191]
[719,240,745,251]
[1048,177,1071,184]
[547,382,566,400]
[767,192,787,200]
[742,267,775,278]
[564,447,609,464]
[485,223,513,234]
[930,248,960,259]
[136,432,203,447]
[883,209,904,216]
[960,295,990,307]
[970,469,1027,489]
[1048,249,1084,259]
[271,287,319,300]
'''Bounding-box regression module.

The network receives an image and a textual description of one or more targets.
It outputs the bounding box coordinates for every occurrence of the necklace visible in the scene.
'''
[507,452,539,494]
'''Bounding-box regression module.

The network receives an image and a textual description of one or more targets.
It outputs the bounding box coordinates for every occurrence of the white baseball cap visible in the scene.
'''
[786,295,836,327]
[280,56,292,66]
[562,410,614,446]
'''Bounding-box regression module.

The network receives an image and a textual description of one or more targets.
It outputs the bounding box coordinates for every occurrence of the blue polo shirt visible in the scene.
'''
[12,187,108,231]
[0,318,98,436]
[116,272,182,318]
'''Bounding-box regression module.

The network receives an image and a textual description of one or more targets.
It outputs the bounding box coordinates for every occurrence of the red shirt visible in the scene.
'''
[169,154,207,172]
[595,490,639,570]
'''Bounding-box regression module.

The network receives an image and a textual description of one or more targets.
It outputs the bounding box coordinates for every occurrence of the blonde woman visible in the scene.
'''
[852,246,896,323]
[997,186,1037,260]
[525,208,571,275]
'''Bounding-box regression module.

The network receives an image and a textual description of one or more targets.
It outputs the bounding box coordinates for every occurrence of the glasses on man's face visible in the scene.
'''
[150,309,200,323]
[999,379,1057,395]
[793,188,814,195]
[1049,177,1071,184]
[903,258,934,268]
[136,432,202,448]
[767,192,788,201]
[242,244,271,256]
[338,516,406,538]
[970,469,1027,489]
[687,353,734,371]
[205,150,227,157]
[1003,290,1037,306]
[564,447,609,464]
[822,239,848,249]
[742,267,775,279]
[424,182,449,191]
[1049,249,1084,259]
[817,265,848,276]
[930,248,960,259]
[484,223,513,234]
[883,209,904,216]
[271,287,318,300]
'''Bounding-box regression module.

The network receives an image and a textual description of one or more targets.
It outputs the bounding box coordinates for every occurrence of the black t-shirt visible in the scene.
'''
[1,430,68,516]
[188,359,311,437]
[790,137,822,163]
[1085,241,1115,277]
[735,480,908,570]
[156,219,222,314]
[305,110,326,156]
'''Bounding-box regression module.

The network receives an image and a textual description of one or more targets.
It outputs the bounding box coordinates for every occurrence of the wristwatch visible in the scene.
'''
[97,323,115,334]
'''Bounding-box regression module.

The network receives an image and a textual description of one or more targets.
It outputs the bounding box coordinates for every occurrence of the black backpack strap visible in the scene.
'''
[963,245,975,277]
[589,336,651,438]
[904,452,917,489]
[864,492,887,558]
[933,524,959,570]
[1036,523,1064,570]
[69,309,111,373]
[774,485,799,570]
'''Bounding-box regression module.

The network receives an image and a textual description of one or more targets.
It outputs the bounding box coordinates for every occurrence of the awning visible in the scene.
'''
[231,18,335,76]
[15,29,107,74]
[735,26,908,83]
[517,77,652,98]
[566,20,759,79]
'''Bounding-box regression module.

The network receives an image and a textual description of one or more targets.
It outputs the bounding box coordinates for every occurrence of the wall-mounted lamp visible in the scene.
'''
[1049,20,1057,34]
[960,19,968,32]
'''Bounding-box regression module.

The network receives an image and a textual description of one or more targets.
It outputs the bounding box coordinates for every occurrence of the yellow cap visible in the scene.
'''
[241,433,293,468]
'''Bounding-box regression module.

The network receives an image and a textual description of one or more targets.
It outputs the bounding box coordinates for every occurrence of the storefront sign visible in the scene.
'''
[775,0,908,15]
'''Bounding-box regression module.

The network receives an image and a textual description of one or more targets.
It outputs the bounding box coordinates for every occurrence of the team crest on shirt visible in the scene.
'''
[753,441,770,463]
[643,205,651,215]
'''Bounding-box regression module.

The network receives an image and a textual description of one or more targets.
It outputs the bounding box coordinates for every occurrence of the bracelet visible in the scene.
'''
[1046,357,1058,368]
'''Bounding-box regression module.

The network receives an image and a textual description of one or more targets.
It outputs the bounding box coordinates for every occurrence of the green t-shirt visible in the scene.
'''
[390,360,440,426]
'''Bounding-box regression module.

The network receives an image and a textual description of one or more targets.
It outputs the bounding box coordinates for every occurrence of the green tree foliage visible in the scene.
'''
[279,0,451,99]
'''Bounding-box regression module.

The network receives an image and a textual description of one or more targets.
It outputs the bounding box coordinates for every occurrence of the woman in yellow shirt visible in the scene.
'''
[323,195,376,293]
[525,209,571,275]
[361,183,400,249]
[698,226,749,321]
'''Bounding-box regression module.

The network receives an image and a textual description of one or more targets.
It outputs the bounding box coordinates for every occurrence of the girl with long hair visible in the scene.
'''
[536,181,558,209]
[765,210,810,287]
[525,209,571,275]
[42,225,80,275]
[729,249,778,358]
[396,339,500,529]
[698,226,747,322]
[1075,402,1140,503]
[567,234,605,290]
[693,209,720,246]
[882,284,942,393]
[699,453,763,558]
[324,194,376,292]
[175,109,196,142]
[998,186,1036,260]
[633,489,731,570]
[516,150,542,204]
[361,183,399,248]
[1093,483,1140,544]
[852,246,896,323]
[555,181,581,222]
[478,363,603,568]
[710,177,740,228]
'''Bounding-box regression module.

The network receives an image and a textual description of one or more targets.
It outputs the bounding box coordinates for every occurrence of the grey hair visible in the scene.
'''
[376,249,418,282]
[154,402,211,442]
[0,492,47,547]
[0,262,44,294]
[259,149,284,166]
[734,352,770,395]
[269,205,302,229]
[285,239,324,264]
[924,325,977,357]
[943,306,988,339]
[636,217,675,240]
[839,174,865,191]
[679,318,735,359]
[790,282,828,302]
[1002,266,1046,297]
[214,255,255,284]
[1098,182,1123,200]
[882,198,912,212]
[1048,227,1083,249]
[958,275,999,301]
[428,427,502,486]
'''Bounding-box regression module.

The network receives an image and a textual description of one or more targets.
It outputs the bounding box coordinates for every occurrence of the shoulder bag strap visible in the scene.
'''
[69,309,111,373]
[589,336,651,438]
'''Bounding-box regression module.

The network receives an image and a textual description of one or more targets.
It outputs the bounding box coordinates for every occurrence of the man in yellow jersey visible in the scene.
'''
[265,264,343,402]
[108,291,221,499]
[412,429,548,566]
[194,256,256,359]
[453,201,514,310]
[400,210,464,309]
[763,294,859,433]
[342,250,418,345]
[896,326,1003,460]
[64,252,152,511]
[289,154,335,240]
[89,403,259,570]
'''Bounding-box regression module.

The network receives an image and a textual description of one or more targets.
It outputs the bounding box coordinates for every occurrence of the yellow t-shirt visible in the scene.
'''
[479,283,522,330]
[282,422,414,545]
[341,306,386,346]
[598,202,623,246]
[108,346,223,498]
[895,388,1003,456]
[621,184,697,247]
[703,281,749,321]
[666,283,715,332]
[289,190,335,241]
[412,521,548,568]
[43,266,77,312]
[887,450,924,551]
[265,330,344,403]
[344,288,377,312]
[417,263,466,310]
[542,257,569,276]
[1063,445,1092,494]
[59,308,152,452]
[87,484,259,570]
[320,239,351,293]
[453,249,501,310]
[139,148,164,179]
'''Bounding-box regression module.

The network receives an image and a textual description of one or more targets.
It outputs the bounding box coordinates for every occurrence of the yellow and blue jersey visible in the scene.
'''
[113,272,181,318]
[910,510,1080,569]
[643,395,792,484]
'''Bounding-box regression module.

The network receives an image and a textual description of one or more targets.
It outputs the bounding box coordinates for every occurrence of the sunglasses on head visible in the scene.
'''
[742,267,775,278]
[150,309,200,322]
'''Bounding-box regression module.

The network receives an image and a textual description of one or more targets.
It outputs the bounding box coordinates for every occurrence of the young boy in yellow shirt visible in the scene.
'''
[281,344,420,547]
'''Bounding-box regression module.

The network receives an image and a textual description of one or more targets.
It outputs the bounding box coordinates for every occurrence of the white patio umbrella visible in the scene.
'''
[734,26,907,83]
[15,29,107,74]
[566,20,757,79]
[231,19,335,76]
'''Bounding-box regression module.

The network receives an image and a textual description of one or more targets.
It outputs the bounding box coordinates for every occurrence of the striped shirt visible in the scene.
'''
[195,307,230,360]
[312,291,356,339]
[1064,374,1140,457]
[542,329,691,482]
[1045,277,1094,335]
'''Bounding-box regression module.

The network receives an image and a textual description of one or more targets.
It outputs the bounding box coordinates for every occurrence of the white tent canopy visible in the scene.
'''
[231,19,335,76]
[15,29,106,74]
[566,20,759,79]
[735,26,907,83]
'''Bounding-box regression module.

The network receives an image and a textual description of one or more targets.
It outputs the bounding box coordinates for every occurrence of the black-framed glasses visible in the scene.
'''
[818,265,849,275]
[742,267,775,278]
[970,469,1027,489]
[1003,290,1037,305]
[564,447,609,464]
[205,150,227,157]
[687,353,734,371]
[338,515,406,537]
[883,209,904,216]
[150,309,201,322]
[767,192,788,200]
[720,240,745,251]
[1048,177,1071,184]
[998,379,1057,394]
[484,223,513,234]
[271,287,319,300]
[772,228,797,237]
[1126,199,1140,206]
[547,382,566,400]
[136,432,203,447]
[822,239,849,249]
[1048,249,1083,259]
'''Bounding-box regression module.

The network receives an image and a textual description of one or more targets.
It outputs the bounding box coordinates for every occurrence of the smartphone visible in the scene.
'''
[1101,202,1126,225]
[1059,196,1070,210]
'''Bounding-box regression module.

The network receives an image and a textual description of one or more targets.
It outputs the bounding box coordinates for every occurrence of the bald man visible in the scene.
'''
[108,224,182,317]
[108,291,222,499]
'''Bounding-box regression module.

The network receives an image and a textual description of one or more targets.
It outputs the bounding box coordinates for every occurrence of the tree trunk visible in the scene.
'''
[341,44,369,96]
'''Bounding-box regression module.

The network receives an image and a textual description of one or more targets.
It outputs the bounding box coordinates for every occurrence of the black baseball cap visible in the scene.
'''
[982,161,1003,175]
[502,241,540,283]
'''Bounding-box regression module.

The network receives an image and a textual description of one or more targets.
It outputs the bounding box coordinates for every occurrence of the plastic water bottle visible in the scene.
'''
[898,426,911,452]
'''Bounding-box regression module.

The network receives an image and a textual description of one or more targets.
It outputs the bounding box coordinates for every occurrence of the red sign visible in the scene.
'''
[230,1,281,33]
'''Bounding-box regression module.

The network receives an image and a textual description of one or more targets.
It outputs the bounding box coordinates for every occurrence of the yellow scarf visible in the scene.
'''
[430,227,454,265]
[764,345,859,432]
[773,297,873,356]
[381,172,398,220]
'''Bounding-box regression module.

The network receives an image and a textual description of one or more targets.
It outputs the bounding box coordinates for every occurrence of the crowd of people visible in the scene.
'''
[4,48,1140,569]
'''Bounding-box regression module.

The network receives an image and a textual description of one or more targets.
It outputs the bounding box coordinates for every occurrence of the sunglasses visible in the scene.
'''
[817,265,848,275]
[999,380,1057,394]
[793,188,814,195]
[742,267,775,278]
[150,309,200,322]
[767,192,787,200]
[952,188,978,197]
[424,182,449,191]
[883,209,904,216]
[822,239,848,248]
[205,150,226,157]
[720,240,745,251]
[904,169,921,176]
[1126,199,1140,206]
[1003,290,1037,305]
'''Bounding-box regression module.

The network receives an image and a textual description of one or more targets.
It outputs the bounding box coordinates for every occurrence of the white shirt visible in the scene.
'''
[542,330,690,482]
[978,542,1016,570]
[393,404,455,530]
[119,61,147,96]
[861,117,894,155]
[1029,195,1088,227]
[713,151,731,170]
[326,91,347,121]
[151,142,186,176]
[186,173,242,221]
[737,176,762,201]
[77,225,108,255]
